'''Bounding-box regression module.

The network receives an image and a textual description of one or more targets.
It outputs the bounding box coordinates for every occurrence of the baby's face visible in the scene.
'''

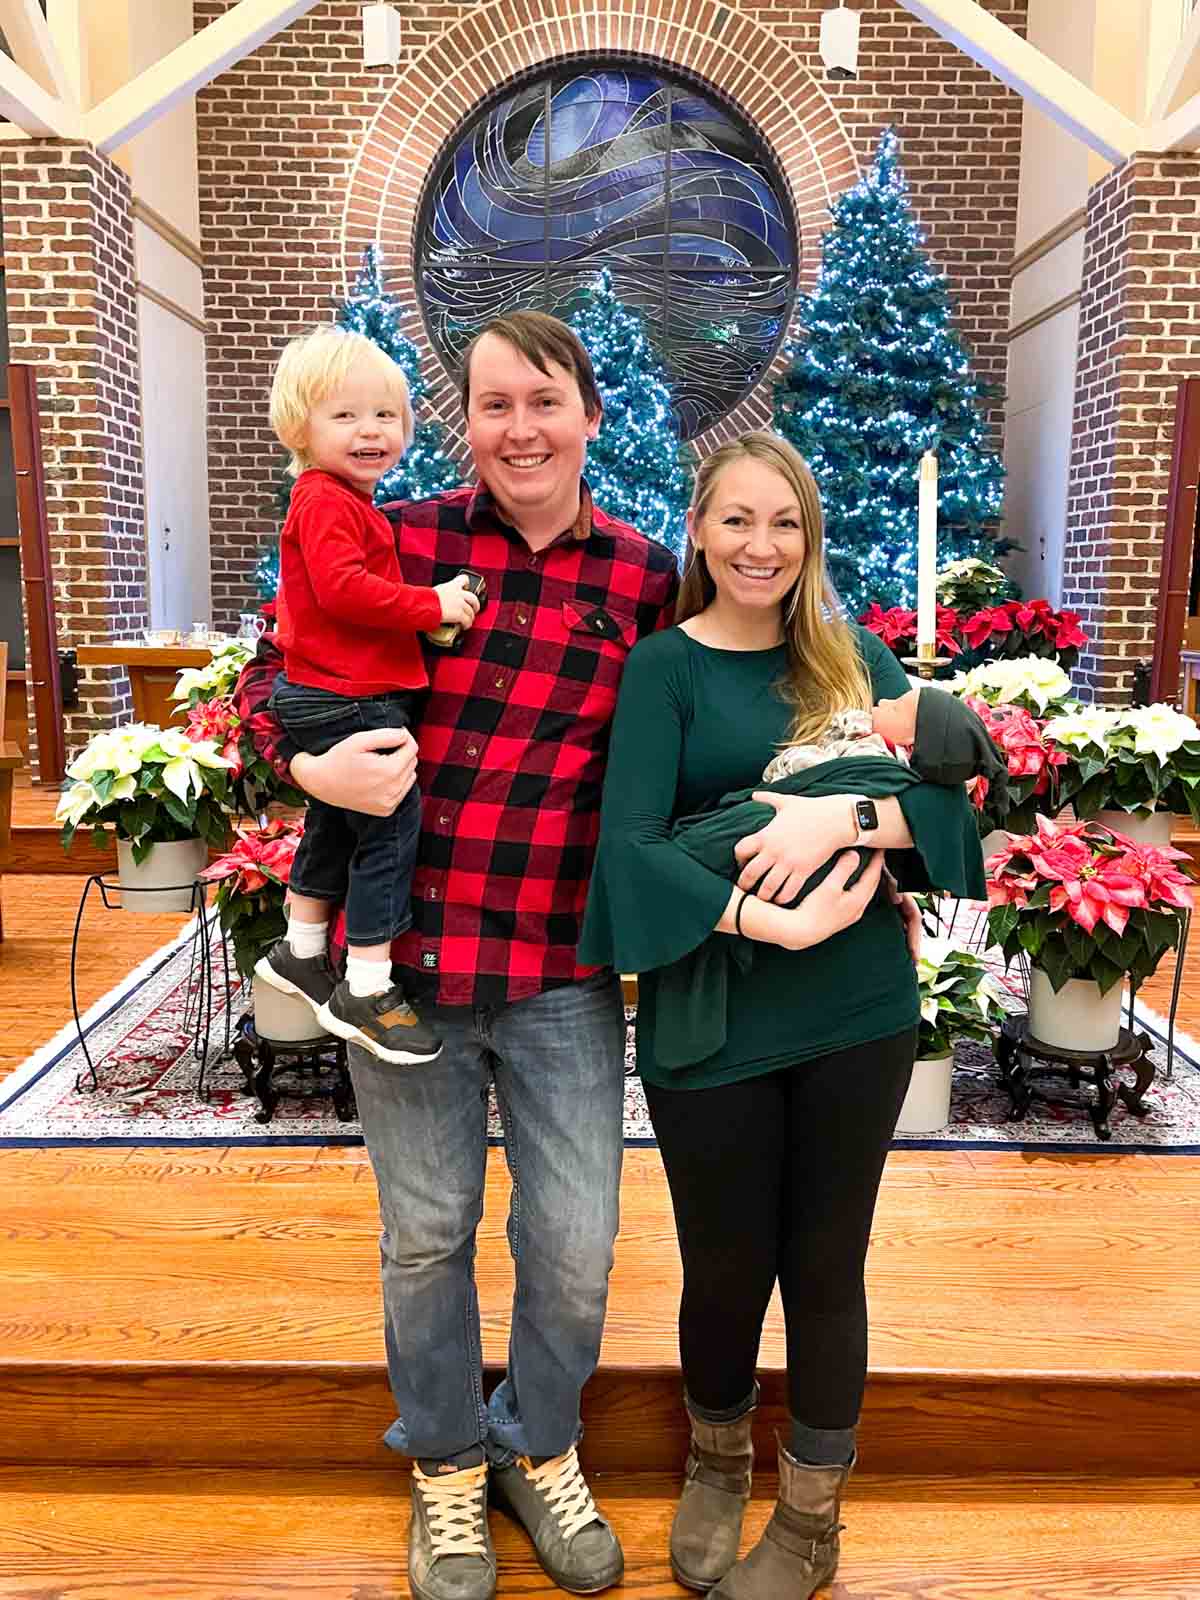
[872,689,920,747]
[305,357,410,493]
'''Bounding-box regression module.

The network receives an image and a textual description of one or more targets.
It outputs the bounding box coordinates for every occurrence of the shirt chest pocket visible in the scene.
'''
[546,598,641,714]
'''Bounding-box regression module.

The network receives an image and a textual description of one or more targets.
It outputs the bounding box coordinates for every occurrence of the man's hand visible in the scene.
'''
[290,727,418,817]
[883,869,922,964]
[734,792,855,904]
[434,573,482,629]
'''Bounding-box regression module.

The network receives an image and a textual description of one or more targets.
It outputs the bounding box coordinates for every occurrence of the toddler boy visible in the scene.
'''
[255,325,479,1064]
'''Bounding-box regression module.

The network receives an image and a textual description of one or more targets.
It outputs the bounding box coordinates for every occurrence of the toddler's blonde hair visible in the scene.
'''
[269,325,414,477]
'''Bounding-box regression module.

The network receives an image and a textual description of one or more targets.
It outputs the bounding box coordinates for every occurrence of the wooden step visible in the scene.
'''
[1,1468,1198,1598]
[2,1147,1200,1477]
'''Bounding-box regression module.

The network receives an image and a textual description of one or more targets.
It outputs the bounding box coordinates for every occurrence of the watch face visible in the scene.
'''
[855,799,878,832]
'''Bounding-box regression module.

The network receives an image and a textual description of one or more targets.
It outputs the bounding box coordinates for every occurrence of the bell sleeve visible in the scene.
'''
[578,634,734,975]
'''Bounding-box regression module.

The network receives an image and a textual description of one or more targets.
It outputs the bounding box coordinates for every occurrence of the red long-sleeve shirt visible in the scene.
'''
[276,469,443,695]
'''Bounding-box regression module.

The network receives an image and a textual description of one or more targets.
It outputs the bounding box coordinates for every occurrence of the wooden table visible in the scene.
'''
[75,644,215,730]
[1181,649,1200,720]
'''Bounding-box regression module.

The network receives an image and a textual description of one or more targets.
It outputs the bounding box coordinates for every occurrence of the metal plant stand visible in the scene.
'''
[70,873,230,1098]
[995,1015,1156,1142]
[231,1012,356,1124]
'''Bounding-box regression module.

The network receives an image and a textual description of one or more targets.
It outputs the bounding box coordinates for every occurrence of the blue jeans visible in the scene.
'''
[348,971,626,1463]
[271,675,421,946]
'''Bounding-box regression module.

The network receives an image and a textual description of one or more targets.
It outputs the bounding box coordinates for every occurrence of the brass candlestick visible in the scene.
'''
[902,642,951,682]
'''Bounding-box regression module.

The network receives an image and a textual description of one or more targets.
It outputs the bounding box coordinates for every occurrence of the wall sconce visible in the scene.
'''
[363,2,402,69]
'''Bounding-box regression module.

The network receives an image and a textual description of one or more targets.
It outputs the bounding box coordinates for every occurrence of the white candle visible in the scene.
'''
[917,451,939,652]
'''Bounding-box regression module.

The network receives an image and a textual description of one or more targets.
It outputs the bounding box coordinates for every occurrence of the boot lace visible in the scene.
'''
[518,1445,600,1542]
[414,1462,489,1558]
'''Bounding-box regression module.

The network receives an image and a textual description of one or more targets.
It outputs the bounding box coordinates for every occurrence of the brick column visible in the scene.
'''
[1063,152,1200,704]
[0,141,146,755]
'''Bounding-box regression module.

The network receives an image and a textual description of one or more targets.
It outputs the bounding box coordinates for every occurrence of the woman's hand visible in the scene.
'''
[883,869,922,964]
[734,792,855,904]
[290,727,418,817]
[776,849,885,950]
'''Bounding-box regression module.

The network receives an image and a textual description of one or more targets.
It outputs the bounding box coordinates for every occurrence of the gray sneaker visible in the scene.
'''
[253,940,337,1015]
[317,979,443,1065]
[409,1460,496,1600]
[491,1446,623,1594]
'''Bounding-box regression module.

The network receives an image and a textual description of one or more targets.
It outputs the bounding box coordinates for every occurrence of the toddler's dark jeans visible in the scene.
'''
[271,675,422,948]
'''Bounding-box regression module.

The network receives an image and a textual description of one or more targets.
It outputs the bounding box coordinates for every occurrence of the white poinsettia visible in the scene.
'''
[155,734,236,802]
[66,723,161,781]
[1042,706,1115,752]
[55,780,100,826]
[1108,703,1199,764]
[950,655,1074,715]
[170,640,253,703]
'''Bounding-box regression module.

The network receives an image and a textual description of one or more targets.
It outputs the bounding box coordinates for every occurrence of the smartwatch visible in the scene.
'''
[850,796,879,846]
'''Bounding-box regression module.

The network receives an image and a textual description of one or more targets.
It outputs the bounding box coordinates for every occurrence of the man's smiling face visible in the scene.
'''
[464,332,601,533]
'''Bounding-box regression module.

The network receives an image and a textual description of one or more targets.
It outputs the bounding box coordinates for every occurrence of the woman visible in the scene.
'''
[579,432,985,1598]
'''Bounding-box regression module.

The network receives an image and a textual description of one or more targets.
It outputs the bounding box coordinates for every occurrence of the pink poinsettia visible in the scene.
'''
[200,818,304,896]
[185,696,244,777]
[965,696,1067,796]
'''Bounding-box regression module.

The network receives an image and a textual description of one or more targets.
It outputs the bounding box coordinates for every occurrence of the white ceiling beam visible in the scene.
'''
[0,47,82,137]
[0,0,72,100]
[45,0,89,111]
[1148,0,1200,120]
[1147,86,1200,150]
[82,0,324,155]
[897,0,1143,166]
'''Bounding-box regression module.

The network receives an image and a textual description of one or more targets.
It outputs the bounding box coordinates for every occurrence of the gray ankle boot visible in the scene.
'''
[710,1441,852,1600]
[669,1399,756,1592]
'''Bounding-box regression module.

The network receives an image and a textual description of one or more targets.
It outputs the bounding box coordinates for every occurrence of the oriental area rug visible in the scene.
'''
[2,919,1199,1152]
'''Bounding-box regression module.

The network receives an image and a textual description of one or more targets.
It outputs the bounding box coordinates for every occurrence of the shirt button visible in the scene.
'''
[494,675,505,689]
[467,744,479,758]
[428,887,439,901]
[517,611,529,625]
[438,814,450,827]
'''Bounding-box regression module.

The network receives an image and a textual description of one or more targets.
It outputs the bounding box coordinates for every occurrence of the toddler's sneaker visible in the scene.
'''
[317,979,442,1065]
[253,940,337,1017]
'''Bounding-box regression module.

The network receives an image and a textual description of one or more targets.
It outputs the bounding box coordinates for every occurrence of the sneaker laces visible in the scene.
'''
[413,1462,489,1558]
[518,1445,600,1543]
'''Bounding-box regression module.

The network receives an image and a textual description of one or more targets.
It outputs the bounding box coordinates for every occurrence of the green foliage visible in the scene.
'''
[917,945,1003,1059]
[773,128,1007,614]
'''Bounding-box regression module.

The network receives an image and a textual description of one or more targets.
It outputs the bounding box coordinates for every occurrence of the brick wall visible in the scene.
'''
[195,0,1027,626]
[1062,153,1200,703]
[0,142,145,753]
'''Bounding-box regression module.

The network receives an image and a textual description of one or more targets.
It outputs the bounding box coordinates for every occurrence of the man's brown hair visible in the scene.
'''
[460,310,603,420]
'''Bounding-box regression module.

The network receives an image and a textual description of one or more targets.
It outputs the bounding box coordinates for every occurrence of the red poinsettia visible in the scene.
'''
[965,696,1067,801]
[858,602,962,655]
[961,599,1088,655]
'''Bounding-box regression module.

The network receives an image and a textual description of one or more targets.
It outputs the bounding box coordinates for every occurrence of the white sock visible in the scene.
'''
[346,953,392,999]
[287,919,328,961]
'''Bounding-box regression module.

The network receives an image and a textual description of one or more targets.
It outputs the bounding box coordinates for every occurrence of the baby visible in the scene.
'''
[762,687,920,783]
[255,325,480,1065]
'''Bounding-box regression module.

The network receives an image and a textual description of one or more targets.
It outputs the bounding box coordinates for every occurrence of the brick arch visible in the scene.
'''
[341,0,857,457]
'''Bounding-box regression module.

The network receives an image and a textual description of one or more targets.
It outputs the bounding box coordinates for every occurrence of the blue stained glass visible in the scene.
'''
[415,63,799,438]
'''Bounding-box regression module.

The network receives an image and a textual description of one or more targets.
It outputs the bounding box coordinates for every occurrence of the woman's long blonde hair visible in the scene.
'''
[677,431,871,745]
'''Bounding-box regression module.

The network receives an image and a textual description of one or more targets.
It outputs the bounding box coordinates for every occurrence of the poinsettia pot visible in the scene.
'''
[251,973,331,1044]
[895,1053,954,1135]
[116,836,208,913]
[1028,967,1123,1053]
[1096,808,1174,847]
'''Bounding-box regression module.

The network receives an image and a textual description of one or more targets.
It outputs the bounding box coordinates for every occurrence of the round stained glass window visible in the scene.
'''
[414,64,800,440]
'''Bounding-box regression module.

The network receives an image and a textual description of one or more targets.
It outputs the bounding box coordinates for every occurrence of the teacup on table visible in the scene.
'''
[141,628,181,646]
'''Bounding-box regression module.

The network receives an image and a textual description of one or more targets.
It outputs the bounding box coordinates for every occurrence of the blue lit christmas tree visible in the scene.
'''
[569,270,692,562]
[335,245,464,504]
[773,129,1007,615]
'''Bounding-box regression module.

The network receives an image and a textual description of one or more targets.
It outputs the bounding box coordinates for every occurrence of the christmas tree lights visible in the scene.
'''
[569,270,693,563]
[774,129,1007,615]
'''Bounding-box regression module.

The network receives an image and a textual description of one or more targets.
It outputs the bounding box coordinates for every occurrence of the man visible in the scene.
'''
[236,311,679,1600]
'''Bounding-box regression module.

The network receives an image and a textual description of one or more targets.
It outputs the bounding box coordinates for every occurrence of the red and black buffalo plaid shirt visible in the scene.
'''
[236,481,679,1009]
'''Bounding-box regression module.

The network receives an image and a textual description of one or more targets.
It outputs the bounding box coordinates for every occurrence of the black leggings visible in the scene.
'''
[643,1028,917,1429]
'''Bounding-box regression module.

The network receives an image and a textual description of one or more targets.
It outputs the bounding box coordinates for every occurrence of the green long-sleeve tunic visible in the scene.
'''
[578,624,986,1090]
